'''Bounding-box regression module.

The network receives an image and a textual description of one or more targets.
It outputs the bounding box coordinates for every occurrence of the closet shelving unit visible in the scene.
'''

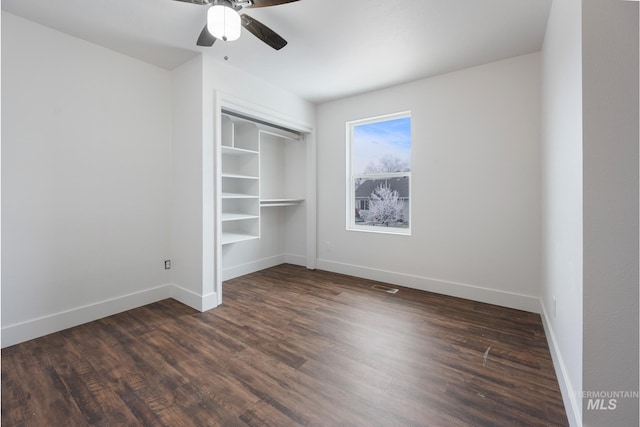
[220,114,261,245]
[220,112,305,246]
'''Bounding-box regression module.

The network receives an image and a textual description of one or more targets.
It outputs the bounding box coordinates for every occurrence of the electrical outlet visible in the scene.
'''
[552,296,557,318]
[164,260,171,270]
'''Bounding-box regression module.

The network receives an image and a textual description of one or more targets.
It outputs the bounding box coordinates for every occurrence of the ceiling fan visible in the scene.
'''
[174,0,299,50]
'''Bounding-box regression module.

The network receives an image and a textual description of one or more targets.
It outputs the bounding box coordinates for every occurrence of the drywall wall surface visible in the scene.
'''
[1,13,172,344]
[582,0,639,425]
[316,53,542,311]
[170,54,208,305]
[203,55,316,128]
[540,0,583,424]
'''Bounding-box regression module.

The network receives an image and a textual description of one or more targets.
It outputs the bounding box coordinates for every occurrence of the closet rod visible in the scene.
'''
[222,109,301,138]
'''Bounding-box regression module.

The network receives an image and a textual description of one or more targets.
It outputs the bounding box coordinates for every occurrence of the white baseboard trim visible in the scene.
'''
[539,301,582,427]
[222,254,286,281]
[170,285,218,312]
[315,258,541,313]
[1,284,222,348]
[284,253,306,267]
[221,253,307,282]
[1,284,172,348]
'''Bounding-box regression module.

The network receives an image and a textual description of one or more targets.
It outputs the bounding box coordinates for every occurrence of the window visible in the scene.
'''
[347,112,411,234]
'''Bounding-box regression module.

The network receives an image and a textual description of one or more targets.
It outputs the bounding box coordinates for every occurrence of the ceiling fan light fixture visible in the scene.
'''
[207,3,241,41]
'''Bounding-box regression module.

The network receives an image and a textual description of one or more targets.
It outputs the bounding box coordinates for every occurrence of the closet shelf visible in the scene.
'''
[221,172,259,180]
[221,146,259,156]
[221,232,259,245]
[222,213,259,222]
[222,192,259,199]
[260,199,305,207]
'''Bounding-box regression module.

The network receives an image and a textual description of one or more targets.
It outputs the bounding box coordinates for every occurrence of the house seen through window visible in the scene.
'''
[347,112,411,235]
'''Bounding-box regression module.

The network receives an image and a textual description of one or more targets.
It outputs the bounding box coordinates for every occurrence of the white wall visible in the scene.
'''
[1,13,173,346]
[170,55,213,310]
[540,0,583,424]
[542,1,640,425]
[582,0,639,425]
[202,56,316,125]
[316,53,542,312]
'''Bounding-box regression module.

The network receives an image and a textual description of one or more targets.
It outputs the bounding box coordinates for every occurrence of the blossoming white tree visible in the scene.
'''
[368,182,404,226]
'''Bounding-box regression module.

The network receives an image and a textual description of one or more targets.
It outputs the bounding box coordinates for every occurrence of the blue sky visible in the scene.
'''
[352,116,411,174]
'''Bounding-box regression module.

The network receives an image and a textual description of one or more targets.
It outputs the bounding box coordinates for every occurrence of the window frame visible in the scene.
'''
[346,111,412,235]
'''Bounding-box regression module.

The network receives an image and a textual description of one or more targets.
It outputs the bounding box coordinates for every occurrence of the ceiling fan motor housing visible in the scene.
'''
[212,0,244,10]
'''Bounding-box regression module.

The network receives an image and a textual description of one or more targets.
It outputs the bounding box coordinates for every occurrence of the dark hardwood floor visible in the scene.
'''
[2,264,568,426]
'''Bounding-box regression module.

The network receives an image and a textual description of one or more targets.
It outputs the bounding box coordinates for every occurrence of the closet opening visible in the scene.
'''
[214,99,316,304]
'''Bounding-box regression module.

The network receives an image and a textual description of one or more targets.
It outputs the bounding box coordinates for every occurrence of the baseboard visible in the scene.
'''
[222,254,286,281]
[539,301,582,427]
[315,258,541,313]
[170,285,218,312]
[1,283,221,348]
[284,253,306,267]
[1,284,173,348]
[221,253,307,281]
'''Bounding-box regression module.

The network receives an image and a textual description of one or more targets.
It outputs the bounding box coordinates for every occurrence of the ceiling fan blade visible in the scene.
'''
[196,25,217,46]
[241,14,287,50]
[248,0,299,8]
[172,0,212,4]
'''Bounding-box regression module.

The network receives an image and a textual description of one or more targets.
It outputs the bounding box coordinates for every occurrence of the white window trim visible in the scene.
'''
[346,112,412,235]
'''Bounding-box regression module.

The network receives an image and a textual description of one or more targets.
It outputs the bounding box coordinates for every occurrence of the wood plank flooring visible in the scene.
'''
[2,264,568,426]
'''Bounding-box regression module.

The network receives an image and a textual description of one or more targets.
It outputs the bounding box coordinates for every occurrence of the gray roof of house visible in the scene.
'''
[355,177,409,198]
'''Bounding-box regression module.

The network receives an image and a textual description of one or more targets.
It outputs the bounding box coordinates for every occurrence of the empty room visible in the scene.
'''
[1,0,638,426]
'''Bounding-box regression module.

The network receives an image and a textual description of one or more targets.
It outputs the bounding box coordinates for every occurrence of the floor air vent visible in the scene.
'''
[371,284,399,294]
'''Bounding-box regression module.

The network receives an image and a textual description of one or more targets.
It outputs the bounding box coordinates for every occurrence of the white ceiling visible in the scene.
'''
[2,0,551,104]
